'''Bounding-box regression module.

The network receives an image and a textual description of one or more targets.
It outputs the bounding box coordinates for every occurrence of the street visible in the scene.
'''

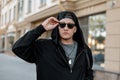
[0,53,36,80]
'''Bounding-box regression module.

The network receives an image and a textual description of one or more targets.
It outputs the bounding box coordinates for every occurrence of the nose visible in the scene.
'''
[64,24,69,30]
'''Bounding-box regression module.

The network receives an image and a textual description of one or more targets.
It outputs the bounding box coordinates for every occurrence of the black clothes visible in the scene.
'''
[12,11,93,80]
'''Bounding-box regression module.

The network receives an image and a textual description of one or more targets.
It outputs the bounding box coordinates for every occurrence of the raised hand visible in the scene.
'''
[42,17,59,31]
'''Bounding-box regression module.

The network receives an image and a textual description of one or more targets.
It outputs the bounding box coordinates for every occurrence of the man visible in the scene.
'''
[12,11,93,80]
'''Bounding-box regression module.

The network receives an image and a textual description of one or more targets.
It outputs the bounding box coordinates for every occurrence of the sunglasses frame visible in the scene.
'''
[59,22,75,29]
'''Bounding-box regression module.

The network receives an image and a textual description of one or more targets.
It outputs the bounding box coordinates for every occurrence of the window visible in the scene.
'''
[4,0,7,5]
[11,8,13,21]
[7,32,15,49]
[3,15,5,25]
[5,12,7,24]
[27,0,32,13]
[79,13,106,68]
[1,35,5,50]
[40,0,46,6]
[8,36,14,46]
[18,0,24,21]
[1,15,3,25]
[7,12,9,23]
[13,6,16,20]
[89,13,106,67]
[9,9,11,22]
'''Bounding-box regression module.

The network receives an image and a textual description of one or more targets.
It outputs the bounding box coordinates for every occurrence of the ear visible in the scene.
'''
[74,27,77,33]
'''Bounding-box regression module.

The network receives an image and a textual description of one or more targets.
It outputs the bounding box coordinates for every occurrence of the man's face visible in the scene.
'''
[58,18,77,40]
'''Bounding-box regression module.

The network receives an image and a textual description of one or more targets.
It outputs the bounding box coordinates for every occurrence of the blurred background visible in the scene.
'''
[0,0,120,80]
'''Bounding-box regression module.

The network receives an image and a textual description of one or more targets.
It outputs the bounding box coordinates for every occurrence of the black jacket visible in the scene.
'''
[12,11,93,80]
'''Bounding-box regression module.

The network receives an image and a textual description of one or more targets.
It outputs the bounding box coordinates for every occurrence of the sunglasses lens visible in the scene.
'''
[59,23,66,28]
[67,24,75,29]
[59,23,75,29]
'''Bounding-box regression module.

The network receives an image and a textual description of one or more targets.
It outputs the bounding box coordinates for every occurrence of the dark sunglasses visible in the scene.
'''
[59,22,75,29]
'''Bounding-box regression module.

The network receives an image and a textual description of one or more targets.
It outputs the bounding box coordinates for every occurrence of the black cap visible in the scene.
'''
[57,11,76,24]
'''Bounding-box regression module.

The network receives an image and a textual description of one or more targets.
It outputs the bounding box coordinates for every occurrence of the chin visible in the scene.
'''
[62,37,71,40]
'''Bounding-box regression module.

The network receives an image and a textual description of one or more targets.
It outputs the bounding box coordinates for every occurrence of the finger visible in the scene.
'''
[50,17,59,23]
[53,18,59,23]
[51,20,58,24]
[53,23,59,27]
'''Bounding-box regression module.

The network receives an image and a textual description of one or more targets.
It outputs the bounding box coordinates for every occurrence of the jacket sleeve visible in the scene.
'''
[12,24,46,63]
[85,48,94,80]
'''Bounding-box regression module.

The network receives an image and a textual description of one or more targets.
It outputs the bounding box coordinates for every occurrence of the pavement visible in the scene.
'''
[0,53,36,80]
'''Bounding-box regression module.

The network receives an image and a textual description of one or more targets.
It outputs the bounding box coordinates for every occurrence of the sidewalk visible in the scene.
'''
[0,53,36,80]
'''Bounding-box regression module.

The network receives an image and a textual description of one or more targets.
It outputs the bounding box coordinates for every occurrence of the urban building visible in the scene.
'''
[0,0,120,80]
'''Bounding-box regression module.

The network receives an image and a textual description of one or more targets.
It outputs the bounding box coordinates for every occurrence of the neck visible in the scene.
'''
[60,38,74,44]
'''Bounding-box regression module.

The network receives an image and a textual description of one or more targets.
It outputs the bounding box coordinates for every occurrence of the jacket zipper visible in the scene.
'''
[58,47,73,73]
[58,47,86,73]
[71,49,86,73]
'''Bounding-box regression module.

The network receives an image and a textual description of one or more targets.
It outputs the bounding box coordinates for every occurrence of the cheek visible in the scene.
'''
[58,28,63,35]
[58,27,60,32]
[71,31,75,36]
[70,29,76,35]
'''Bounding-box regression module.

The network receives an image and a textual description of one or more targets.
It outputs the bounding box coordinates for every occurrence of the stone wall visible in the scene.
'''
[94,70,120,80]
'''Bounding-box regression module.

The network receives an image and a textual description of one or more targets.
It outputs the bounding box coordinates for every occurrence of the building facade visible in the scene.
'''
[0,0,120,80]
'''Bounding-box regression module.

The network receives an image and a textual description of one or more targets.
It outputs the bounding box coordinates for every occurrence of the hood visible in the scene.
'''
[51,11,86,48]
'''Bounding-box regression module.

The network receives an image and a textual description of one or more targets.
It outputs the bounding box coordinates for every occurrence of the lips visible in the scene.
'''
[63,32,69,34]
